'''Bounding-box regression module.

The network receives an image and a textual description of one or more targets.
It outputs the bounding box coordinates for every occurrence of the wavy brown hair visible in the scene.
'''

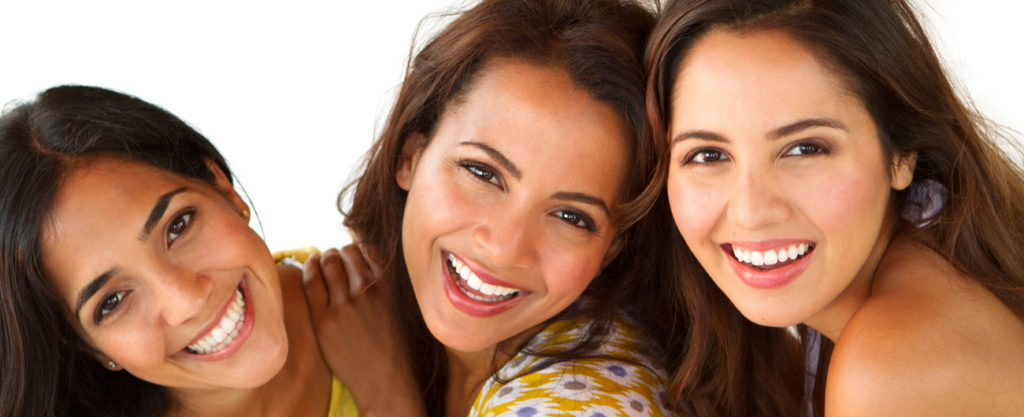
[339,0,664,414]
[645,0,1024,416]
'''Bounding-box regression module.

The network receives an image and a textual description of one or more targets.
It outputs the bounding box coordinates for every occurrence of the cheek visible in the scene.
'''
[402,172,475,248]
[666,172,721,245]
[796,167,890,233]
[541,247,604,297]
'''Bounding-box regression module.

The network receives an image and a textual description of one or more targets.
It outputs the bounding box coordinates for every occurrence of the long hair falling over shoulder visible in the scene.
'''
[645,0,1024,416]
[0,85,232,417]
[340,0,659,414]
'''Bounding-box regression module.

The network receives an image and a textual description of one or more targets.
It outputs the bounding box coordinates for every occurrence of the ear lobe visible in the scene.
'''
[600,234,626,270]
[92,352,122,371]
[890,151,917,191]
[204,159,249,218]
[396,133,425,191]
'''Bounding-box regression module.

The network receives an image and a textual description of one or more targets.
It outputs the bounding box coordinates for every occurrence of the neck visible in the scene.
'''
[170,267,333,417]
[443,345,498,417]
[168,387,266,417]
[805,221,899,342]
[442,322,548,417]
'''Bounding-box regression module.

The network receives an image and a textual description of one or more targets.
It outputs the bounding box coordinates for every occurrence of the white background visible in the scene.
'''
[2,0,1021,252]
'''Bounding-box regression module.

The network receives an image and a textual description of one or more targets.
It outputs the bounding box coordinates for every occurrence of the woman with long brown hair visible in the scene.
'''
[646,0,1024,416]
[300,0,683,415]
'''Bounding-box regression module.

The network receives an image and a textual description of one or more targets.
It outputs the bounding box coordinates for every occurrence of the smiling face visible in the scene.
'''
[667,30,914,334]
[42,158,288,390]
[396,58,630,353]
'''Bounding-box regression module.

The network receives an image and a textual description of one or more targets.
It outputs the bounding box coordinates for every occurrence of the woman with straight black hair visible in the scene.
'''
[0,85,362,416]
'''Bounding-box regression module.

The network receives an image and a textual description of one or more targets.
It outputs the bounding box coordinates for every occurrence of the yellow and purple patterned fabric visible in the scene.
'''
[469,313,683,417]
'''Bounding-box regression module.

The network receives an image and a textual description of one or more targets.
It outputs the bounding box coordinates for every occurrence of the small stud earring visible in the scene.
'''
[240,208,250,220]
[107,360,118,370]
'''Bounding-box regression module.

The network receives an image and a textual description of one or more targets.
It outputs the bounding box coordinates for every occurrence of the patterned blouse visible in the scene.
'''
[469,312,684,417]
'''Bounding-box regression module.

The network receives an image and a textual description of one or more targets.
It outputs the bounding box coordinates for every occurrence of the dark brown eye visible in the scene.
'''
[686,148,729,164]
[94,290,128,323]
[553,209,596,231]
[168,212,193,244]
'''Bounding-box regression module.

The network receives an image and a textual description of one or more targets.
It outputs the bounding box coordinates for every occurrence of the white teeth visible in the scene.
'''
[750,251,764,266]
[446,253,520,301]
[186,287,245,355]
[732,243,812,268]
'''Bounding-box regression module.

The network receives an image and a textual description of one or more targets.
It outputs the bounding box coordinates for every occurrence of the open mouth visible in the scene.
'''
[184,284,246,355]
[727,242,815,270]
[445,253,520,303]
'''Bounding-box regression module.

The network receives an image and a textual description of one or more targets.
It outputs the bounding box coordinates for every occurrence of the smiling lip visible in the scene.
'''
[441,251,528,318]
[723,241,815,289]
[174,279,255,361]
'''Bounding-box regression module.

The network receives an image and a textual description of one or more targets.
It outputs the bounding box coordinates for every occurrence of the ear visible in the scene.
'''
[600,234,626,270]
[93,352,122,371]
[205,159,250,221]
[395,133,426,191]
[890,151,917,191]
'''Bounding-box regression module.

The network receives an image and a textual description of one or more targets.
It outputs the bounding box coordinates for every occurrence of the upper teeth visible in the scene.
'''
[447,254,520,297]
[187,288,245,355]
[732,243,809,266]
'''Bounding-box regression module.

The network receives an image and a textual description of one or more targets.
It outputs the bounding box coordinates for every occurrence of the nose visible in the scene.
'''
[472,207,536,269]
[726,167,790,230]
[150,264,213,327]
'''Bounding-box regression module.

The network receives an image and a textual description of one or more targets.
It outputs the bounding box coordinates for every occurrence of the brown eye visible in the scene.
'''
[94,290,129,324]
[167,212,193,244]
[784,142,829,156]
[553,209,596,232]
[460,161,503,188]
[686,148,730,164]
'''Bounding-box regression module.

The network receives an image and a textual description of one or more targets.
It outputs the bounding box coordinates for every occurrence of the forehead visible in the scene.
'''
[42,159,198,298]
[672,29,862,125]
[439,58,632,191]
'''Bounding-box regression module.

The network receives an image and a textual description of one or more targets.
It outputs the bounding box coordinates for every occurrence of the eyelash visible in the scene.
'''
[459,160,503,189]
[94,290,129,324]
[552,209,596,231]
[458,160,597,232]
[683,140,831,165]
[167,210,194,246]
[684,148,729,165]
[783,141,830,156]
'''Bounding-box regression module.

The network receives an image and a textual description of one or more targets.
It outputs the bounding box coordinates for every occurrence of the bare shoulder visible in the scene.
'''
[826,236,1024,416]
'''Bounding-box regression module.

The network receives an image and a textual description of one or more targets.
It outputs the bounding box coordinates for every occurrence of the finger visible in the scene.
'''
[301,253,327,317]
[340,244,375,296]
[320,248,351,305]
[355,242,384,277]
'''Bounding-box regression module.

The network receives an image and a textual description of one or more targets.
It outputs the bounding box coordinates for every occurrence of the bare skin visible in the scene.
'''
[168,265,333,417]
[827,234,1024,417]
[302,246,426,417]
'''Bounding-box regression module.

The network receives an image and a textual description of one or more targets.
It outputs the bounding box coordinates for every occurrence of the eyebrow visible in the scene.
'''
[74,267,119,321]
[670,118,848,146]
[767,118,846,140]
[139,187,189,241]
[553,191,611,218]
[459,141,521,179]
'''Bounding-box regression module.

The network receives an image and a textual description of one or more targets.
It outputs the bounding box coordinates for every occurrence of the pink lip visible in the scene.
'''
[441,251,529,318]
[722,242,814,289]
[174,278,255,361]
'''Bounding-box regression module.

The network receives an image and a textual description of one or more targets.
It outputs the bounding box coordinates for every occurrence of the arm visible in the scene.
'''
[302,245,426,417]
